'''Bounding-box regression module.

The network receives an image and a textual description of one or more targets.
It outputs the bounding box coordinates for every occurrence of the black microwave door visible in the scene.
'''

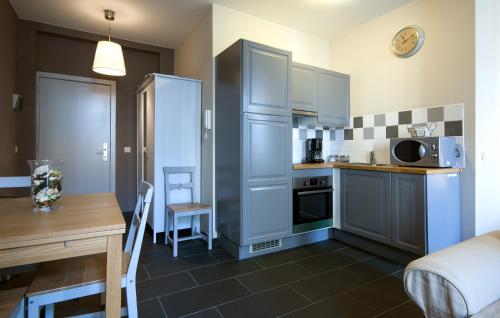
[394,140,426,163]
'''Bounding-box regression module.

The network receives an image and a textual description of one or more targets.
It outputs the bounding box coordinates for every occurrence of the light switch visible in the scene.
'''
[14,145,18,153]
[124,147,131,153]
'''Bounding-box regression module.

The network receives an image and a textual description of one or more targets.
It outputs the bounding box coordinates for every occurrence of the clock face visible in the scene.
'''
[392,26,424,58]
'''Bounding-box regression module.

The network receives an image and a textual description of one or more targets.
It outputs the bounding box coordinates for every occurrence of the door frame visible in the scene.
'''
[36,72,117,193]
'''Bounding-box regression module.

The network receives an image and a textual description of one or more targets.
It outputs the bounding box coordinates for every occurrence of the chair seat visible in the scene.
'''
[0,287,27,317]
[26,252,131,297]
[167,203,211,213]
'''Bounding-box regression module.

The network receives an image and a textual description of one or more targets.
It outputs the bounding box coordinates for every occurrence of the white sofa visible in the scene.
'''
[404,231,500,318]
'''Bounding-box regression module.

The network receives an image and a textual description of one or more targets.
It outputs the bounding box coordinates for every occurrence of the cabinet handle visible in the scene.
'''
[297,189,334,196]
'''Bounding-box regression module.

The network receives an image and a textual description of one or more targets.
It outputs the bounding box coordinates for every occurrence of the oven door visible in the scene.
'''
[293,186,333,233]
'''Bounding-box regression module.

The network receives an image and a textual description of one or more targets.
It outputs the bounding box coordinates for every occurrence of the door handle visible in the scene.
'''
[103,143,108,161]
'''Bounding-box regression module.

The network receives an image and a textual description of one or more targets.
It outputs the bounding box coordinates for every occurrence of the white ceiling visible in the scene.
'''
[9,0,413,49]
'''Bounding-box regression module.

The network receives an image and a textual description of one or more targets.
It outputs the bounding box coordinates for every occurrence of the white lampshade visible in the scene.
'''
[92,40,126,76]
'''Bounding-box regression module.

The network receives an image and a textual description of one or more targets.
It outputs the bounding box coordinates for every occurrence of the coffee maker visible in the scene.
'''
[303,138,324,163]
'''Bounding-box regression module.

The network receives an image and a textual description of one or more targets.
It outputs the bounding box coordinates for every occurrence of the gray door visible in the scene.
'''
[37,73,115,195]
[341,169,391,244]
[242,113,292,244]
[318,69,350,127]
[391,173,426,255]
[243,41,291,116]
[291,62,318,112]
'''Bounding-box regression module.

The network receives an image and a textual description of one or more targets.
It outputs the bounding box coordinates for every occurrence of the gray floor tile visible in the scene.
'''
[290,268,365,302]
[296,251,358,274]
[136,264,149,282]
[159,278,250,317]
[145,253,218,278]
[184,308,222,318]
[138,299,167,318]
[254,247,313,267]
[190,259,261,285]
[209,249,236,262]
[338,247,374,261]
[238,263,311,293]
[347,276,409,313]
[302,240,347,254]
[137,271,196,301]
[218,286,310,318]
[284,294,376,318]
[139,249,174,265]
[343,257,403,282]
[376,301,424,318]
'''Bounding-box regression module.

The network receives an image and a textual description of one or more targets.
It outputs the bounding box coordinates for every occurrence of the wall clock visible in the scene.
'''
[392,25,425,58]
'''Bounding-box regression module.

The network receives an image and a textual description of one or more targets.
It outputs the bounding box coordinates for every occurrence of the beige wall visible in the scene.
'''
[475,0,500,235]
[212,4,331,68]
[330,0,476,239]
[174,9,214,207]
[0,1,18,177]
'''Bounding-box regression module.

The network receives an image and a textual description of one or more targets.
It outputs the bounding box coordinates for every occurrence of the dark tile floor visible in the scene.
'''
[132,230,424,318]
[40,213,422,317]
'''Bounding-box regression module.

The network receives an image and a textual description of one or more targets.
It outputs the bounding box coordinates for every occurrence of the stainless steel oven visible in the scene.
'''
[293,175,333,234]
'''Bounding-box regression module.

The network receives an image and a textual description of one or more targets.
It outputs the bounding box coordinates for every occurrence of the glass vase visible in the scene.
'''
[28,159,64,213]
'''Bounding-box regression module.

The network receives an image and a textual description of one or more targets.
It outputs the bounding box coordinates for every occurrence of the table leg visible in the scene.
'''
[106,234,122,317]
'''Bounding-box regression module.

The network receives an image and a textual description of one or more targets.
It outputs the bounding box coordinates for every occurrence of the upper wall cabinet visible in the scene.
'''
[291,62,318,112]
[243,41,292,116]
[318,69,350,127]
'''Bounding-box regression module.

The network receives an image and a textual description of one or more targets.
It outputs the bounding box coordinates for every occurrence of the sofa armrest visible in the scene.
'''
[404,231,500,318]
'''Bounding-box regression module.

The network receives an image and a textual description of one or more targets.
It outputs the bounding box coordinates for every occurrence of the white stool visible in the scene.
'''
[163,167,213,257]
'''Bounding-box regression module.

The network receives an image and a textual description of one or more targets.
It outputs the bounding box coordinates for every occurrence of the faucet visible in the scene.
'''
[369,151,376,165]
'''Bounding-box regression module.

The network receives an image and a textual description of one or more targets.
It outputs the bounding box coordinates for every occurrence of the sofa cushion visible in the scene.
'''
[404,231,500,317]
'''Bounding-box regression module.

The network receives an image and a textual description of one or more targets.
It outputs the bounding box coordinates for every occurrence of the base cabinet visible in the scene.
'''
[341,169,461,255]
[391,173,426,254]
[341,170,391,245]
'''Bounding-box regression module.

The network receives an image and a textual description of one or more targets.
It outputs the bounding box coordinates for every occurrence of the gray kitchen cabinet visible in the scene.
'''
[215,39,293,259]
[341,170,392,245]
[318,69,350,127]
[340,169,461,256]
[291,62,318,112]
[391,173,426,255]
[242,113,292,244]
[243,41,292,116]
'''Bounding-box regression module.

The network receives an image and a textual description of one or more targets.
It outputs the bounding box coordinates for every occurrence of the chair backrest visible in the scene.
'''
[163,167,196,205]
[124,181,154,279]
[0,177,31,188]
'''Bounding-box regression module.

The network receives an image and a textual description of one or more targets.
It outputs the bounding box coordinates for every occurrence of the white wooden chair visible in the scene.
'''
[163,167,213,257]
[0,177,31,188]
[0,176,31,317]
[25,181,154,318]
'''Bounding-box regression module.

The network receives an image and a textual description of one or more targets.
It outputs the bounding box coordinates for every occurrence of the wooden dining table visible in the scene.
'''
[0,192,126,317]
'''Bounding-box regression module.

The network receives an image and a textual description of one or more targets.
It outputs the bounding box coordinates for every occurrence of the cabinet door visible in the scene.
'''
[391,173,426,255]
[243,41,291,116]
[242,113,292,245]
[291,63,317,112]
[341,170,391,244]
[318,69,350,127]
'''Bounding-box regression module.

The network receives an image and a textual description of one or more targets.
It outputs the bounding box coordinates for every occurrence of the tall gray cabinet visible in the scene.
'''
[216,40,292,259]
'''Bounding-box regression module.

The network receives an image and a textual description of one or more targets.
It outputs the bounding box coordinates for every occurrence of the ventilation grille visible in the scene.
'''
[249,239,282,253]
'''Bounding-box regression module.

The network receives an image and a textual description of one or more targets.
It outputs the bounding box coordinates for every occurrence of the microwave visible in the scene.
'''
[390,137,458,168]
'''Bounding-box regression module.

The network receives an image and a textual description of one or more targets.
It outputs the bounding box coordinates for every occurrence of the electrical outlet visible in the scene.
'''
[14,145,19,153]
[124,147,131,153]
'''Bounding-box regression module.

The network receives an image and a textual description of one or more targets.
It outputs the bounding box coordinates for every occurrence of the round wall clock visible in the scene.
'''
[392,25,425,58]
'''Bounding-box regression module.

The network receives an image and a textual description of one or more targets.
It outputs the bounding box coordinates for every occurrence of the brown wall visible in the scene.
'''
[15,20,174,211]
[0,1,18,176]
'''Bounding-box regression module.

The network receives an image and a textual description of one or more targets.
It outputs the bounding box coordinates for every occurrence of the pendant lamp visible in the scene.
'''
[92,10,126,76]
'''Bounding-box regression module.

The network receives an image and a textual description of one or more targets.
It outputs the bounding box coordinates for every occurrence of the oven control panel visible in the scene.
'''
[293,175,332,189]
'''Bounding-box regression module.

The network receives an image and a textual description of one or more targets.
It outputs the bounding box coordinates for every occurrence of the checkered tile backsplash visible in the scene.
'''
[292,103,465,166]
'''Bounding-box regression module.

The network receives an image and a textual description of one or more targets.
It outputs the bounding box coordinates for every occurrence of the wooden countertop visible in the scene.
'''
[293,162,462,175]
